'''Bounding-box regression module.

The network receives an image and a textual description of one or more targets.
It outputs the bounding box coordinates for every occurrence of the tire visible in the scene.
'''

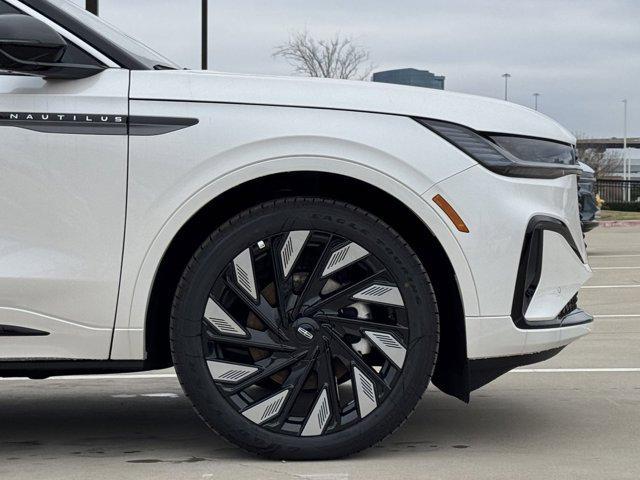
[171,198,439,460]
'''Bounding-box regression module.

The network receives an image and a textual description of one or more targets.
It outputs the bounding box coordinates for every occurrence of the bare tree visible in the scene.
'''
[273,30,374,80]
[576,136,624,179]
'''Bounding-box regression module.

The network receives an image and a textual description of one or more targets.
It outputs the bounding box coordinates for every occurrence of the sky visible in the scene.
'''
[69,0,639,138]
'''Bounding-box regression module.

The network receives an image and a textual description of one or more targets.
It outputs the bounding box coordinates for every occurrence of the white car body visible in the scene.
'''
[0,0,591,399]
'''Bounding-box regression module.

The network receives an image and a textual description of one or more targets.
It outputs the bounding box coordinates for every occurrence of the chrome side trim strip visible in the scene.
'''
[0,112,198,136]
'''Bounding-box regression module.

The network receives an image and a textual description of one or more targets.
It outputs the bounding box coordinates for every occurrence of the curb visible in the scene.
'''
[598,220,640,228]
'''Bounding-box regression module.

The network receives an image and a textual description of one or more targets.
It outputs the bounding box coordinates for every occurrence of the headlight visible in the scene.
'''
[415,118,581,179]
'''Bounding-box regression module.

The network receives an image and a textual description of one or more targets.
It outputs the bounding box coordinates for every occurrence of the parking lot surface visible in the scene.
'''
[1,227,639,480]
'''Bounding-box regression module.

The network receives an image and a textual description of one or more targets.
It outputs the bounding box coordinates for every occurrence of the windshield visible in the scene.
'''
[44,0,180,69]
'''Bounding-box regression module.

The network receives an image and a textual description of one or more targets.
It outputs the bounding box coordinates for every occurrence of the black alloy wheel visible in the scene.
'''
[171,198,439,459]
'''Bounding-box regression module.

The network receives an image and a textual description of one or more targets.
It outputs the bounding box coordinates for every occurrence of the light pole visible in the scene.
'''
[202,0,208,70]
[502,73,511,101]
[533,93,540,111]
[86,0,98,15]
[623,99,629,200]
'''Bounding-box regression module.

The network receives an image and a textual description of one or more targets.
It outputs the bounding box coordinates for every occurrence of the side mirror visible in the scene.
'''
[0,14,104,80]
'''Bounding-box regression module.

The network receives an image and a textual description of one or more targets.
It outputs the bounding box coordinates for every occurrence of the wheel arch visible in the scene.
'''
[141,170,472,401]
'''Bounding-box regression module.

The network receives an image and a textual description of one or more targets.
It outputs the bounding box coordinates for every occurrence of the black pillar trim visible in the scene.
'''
[86,0,99,15]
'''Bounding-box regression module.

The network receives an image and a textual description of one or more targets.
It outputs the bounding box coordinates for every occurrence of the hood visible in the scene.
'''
[130,70,575,144]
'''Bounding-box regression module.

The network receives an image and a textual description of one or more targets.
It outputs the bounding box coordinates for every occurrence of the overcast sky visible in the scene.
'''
[72,0,639,138]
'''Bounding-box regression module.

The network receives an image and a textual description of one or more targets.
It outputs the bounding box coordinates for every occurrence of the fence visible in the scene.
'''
[597,179,640,204]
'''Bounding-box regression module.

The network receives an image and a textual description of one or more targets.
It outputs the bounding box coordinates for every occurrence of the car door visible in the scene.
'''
[0,1,128,359]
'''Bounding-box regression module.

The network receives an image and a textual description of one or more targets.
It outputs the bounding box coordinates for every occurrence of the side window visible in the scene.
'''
[0,1,103,66]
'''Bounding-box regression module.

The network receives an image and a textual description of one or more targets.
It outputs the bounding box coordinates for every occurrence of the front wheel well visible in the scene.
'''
[144,171,470,401]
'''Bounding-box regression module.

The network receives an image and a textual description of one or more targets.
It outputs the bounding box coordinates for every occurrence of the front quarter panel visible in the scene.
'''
[112,99,478,359]
[426,165,586,318]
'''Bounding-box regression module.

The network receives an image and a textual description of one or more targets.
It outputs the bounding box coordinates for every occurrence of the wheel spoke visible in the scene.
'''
[301,387,331,437]
[304,269,387,315]
[352,284,404,307]
[291,234,336,318]
[323,325,390,393]
[207,360,259,384]
[222,278,289,341]
[233,248,258,300]
[225,350,308,394]
[321,242,370,277]
[206,329,296,352]
[272,346,321,427]
[242,389,291,425]
[315,343,340,428]
[353,365,378,418]
[269,233,297,327]
[364,331,407,369]
[315,313,408,337]
[203,298,247,337]
[279,230,310,278]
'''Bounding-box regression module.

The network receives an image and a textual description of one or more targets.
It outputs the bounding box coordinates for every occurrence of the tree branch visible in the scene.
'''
[273,30,374,80]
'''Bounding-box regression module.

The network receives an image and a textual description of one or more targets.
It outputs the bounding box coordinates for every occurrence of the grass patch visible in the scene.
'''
[599,210,640,221]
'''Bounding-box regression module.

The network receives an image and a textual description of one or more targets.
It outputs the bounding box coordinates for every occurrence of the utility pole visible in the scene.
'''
[533,93,540,111]
[502,73,511,101]
[202,0,208,70]
[623,99,629,200]
[86,0,98,15]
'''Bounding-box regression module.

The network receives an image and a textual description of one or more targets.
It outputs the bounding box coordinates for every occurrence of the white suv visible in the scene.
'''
[0,0,592,460]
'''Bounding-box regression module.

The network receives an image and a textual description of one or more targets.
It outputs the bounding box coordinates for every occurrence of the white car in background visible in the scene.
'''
[0,0,593,460]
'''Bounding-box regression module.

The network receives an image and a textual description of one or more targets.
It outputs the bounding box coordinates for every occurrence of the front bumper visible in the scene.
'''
[468,347,564,391]
[426,165,593,366]
[464,216,593,361]
[467,309,593,391]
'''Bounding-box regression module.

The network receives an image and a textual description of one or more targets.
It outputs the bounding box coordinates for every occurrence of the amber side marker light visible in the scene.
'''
[432,194,470,233]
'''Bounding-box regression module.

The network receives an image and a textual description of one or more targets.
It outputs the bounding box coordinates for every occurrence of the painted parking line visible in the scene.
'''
[589,254,640,258]
[581,284,640,289]
[112,393,179,398]
[594,314,640,318]
[591,266,640,270]
[513,368,640,373]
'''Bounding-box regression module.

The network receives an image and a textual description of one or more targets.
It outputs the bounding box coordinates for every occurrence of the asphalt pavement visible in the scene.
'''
[1,226,639,480]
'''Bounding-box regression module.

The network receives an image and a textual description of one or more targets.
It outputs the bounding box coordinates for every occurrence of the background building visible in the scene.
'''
[372,68,445,90]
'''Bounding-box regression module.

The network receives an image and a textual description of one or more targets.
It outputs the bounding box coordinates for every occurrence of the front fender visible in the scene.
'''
[111,102,478,359]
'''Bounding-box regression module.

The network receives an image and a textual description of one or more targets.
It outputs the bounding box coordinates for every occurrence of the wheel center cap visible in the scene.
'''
[293,318,318,343]
[297,325,314,340]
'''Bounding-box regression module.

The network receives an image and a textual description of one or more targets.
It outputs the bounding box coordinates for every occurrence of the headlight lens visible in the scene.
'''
[490,135,576,166]
[416,118,580,179]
